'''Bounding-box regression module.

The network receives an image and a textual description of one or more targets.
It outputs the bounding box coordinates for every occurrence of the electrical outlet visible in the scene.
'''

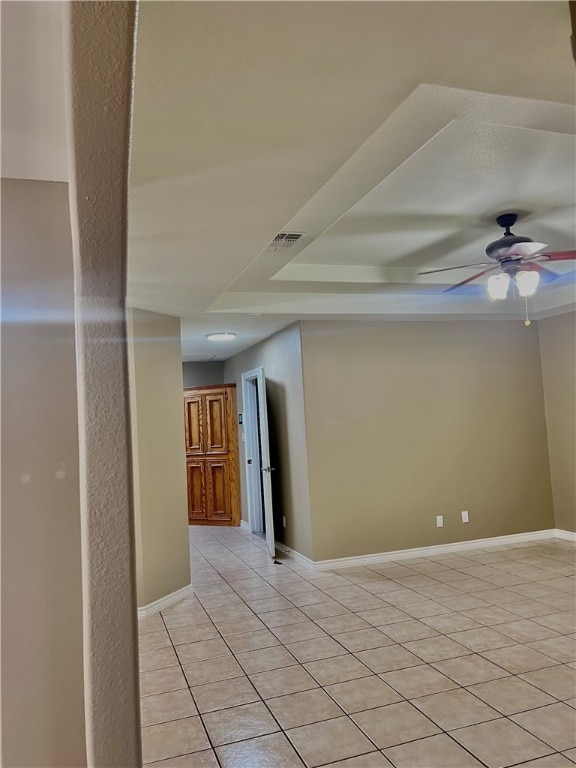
[461,510,469,523]
[282,516,287,528]
[436,515,444,528]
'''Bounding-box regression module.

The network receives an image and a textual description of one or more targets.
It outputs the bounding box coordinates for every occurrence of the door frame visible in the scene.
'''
[241,367,275,557]
[242,372,263,534]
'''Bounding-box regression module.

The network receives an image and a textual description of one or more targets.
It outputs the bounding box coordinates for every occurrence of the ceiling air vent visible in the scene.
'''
[268,232,304,250]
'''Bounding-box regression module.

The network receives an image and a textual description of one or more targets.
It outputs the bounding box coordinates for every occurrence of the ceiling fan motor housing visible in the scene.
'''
[485,233,534,261]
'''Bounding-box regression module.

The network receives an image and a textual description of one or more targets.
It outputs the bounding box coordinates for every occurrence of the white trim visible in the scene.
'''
[241,519,251,532]
[554,528,576,542]
[242,366,275,558]
[276,529,571,571]
[275,541,315,569]
[137,584,195,620]
[242,371,261,536]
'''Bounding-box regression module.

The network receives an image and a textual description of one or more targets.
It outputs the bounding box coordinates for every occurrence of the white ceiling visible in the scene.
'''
[126,2,576,361]
[216,88,575,312]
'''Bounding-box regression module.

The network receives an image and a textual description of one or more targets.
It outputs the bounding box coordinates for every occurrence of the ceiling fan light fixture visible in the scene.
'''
[206,332,237,342]
[516,270,540,297]
[487,273,510,300]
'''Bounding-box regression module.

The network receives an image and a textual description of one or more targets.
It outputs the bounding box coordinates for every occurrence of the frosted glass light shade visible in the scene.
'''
[487,273,510,300]
[516,270,540,297]
[206,332,237,341]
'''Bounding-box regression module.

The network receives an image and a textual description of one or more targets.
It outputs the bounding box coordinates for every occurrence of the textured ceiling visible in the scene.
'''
[127,2,576,361]
[217,89,575,314]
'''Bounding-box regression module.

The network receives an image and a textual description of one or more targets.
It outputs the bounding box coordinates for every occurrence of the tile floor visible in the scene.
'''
[139,526,576,768]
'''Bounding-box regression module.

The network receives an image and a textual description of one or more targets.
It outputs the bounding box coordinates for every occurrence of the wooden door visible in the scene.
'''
[184,385,240,526]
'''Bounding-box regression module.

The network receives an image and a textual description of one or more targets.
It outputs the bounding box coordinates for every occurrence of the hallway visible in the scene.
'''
[139,527,576,768]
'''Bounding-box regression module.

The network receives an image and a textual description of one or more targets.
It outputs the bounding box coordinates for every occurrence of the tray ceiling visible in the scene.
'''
[127,2,575,361]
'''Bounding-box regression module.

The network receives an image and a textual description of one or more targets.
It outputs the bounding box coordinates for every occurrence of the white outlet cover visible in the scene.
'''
[436,515,444,528]
[462,510,469,523]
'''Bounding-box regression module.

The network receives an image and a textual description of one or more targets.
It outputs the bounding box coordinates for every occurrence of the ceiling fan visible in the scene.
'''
[419,213,576,299]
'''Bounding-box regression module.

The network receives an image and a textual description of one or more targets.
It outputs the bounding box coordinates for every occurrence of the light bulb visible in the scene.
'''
[516,270,540,297]
[487,273,510,300]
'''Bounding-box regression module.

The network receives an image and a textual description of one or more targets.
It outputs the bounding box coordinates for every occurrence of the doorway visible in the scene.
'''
[241,367,276,558]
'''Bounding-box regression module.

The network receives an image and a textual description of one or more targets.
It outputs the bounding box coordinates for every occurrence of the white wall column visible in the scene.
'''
[65,3,140,766]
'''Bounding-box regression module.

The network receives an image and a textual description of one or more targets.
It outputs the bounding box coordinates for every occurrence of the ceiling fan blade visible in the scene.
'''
[506,242,547,258]
[418,262,493,275]
[444,266,499,293]
[540,250,576,261]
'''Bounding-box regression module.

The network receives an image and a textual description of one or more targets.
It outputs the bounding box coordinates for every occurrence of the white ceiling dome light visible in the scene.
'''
[206,332,237,342]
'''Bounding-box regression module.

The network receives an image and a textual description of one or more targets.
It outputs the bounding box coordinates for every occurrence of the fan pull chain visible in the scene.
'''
[524,296,531,327]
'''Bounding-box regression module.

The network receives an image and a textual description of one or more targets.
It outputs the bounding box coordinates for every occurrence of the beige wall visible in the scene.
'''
[128,309,191,606]
[538,312,576,533]
[183,361,224,388]
[301,319,555,561]
[223,324,313,559]
[1,179,87,767]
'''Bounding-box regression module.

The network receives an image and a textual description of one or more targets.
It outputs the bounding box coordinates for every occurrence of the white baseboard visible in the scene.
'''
[554,528,576,542]
[241,519,251,531]
[276,528,572,572]
[275,541,315,569]
[137,583,195,620]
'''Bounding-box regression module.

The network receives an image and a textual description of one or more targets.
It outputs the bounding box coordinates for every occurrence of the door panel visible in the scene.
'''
[206,460,231,521]
[186,460,206,522]
[205,393,228,453]
[184,396,203,454]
